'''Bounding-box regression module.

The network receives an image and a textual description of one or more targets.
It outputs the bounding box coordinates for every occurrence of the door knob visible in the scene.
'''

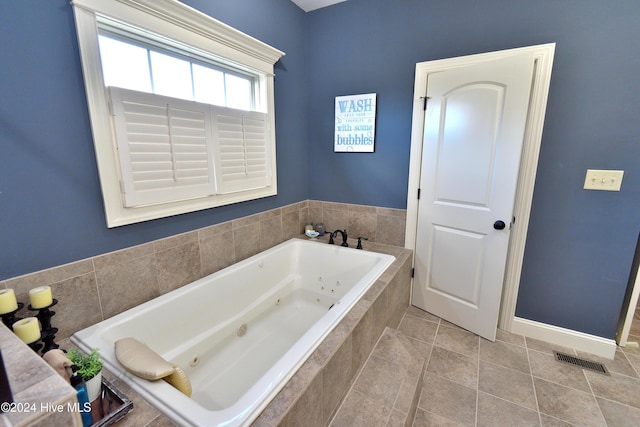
[493,220,506,230]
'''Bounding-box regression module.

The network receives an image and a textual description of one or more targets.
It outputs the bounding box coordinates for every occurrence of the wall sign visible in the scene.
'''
[334,93,376,152]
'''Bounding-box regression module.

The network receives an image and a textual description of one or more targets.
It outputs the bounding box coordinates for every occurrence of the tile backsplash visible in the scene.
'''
[1,200,406,341]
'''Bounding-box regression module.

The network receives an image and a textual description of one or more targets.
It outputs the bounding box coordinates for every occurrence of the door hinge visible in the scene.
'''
[411,268,415,278]
[417,188,421,199]
[421,96,430,111]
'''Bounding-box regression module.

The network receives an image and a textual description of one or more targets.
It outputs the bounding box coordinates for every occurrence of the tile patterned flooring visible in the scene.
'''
[399,305,640,427]
[93,304,640,426]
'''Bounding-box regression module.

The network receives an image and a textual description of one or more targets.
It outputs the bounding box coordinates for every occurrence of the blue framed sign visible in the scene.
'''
[334,93,377,152]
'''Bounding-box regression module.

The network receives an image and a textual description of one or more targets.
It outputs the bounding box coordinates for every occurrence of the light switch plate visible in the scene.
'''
[583,169,624,191]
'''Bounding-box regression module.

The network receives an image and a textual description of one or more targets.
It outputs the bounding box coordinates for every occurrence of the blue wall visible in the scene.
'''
[306,0,640,339]
[0,0,307,280]
[1,0,639,340]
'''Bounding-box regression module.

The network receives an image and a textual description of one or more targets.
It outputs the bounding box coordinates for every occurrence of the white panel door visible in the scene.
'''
[413,52,535,341]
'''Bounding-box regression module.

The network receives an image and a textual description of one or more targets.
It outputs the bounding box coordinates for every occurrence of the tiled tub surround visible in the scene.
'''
[55,244,411,427]
[70,238,397,426]
[0,200,407,343]
[253,244,412,426]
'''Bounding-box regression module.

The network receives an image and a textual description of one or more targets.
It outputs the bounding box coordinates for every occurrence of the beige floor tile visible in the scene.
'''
[478,361,537,410]
[495,328,526,347]
[427,346,478,388]
[353,355,404,407]
[585,370,640,409]
[398,314,438,343]
[539,413,575,426]
[413,408,465,426]
[624,351,640,376]
[434,324,480,357]
[370,327,417,370]
[330,389,391,427]
[480,338,530,374]
[477,392,540,427]
[630,317,640,336]
[418,372,476,426]
[596,397,640,427]
[534,377,606,427]
[528,348,591,393]
[576,348,638,378]
[622,340,640,355]
[405,305,441,323]
[407,337,433,363]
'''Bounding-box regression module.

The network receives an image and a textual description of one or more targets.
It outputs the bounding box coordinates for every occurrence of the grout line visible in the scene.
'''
[523,339,543,426]
[90,258,105,322]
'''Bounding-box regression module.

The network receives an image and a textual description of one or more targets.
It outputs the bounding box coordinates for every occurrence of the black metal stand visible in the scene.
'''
[29,299,60,354]
[0,302,24,329]
[27,340,44,354]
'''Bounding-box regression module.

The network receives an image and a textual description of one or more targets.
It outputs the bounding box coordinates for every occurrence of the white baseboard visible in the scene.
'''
[511,317,616,359]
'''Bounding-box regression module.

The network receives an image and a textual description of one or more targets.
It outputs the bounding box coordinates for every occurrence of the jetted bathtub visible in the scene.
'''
[71,238,395,426]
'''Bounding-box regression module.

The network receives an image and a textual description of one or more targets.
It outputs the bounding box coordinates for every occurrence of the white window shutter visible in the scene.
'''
[109,87,214,207]
[211,107,271,194]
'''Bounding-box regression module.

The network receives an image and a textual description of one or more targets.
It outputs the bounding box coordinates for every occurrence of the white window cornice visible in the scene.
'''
[71,0,285,71]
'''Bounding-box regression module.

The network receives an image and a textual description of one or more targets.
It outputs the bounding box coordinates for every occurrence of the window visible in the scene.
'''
[72,0,284,227]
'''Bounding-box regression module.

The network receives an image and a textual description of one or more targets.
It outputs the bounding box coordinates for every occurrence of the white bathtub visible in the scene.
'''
[71,238,395,426]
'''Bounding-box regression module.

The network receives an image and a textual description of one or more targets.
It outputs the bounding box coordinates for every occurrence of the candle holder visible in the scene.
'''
[28,299,59,354]
[1,302,24,329]
[27,340,44,354]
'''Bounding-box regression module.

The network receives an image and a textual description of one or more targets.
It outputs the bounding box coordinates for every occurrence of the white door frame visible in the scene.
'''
[405,43,556,332]
[617,246,640,346]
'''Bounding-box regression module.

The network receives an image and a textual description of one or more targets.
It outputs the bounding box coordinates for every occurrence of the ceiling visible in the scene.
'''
[291,0,347,12]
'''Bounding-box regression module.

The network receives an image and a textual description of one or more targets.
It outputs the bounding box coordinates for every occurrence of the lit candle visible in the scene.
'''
[13,317,41,344]
[29,286,53,309]
[0,289,19,315]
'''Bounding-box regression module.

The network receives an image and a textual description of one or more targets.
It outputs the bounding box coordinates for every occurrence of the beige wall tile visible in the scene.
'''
[95,254,159,319]
[92,243,154,271]
[255,359,321,426]
[281,210,301,240]
[348,203,377,214]
[259,215,283,252]
[199,230,236,276]
[323,208,349,235]
[51,273,103,340]
[350,305,374,375]
[197,221,232,240]
[153,230,197,253]
[322,335,353,424]
[348,210,377,241]
[233,223,261,261]
[376,214,406,247]
[156,241,201,294]
[279,363,324,427]
[5,259,94,298]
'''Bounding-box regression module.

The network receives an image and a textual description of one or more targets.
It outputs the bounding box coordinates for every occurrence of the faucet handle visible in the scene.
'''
[356,237,368,250]
[328,232,335,245]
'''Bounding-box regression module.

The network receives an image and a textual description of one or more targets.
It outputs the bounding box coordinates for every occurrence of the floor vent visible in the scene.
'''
[553,351,609,375]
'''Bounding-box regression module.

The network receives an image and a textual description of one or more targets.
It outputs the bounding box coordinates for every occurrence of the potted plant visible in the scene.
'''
[67,347,103,402]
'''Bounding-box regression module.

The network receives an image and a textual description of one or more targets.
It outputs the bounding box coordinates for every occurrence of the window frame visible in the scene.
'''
[72,0,284,227]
